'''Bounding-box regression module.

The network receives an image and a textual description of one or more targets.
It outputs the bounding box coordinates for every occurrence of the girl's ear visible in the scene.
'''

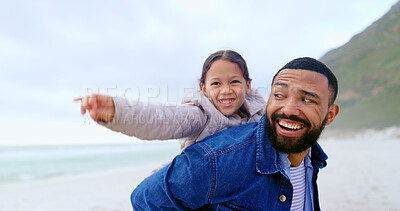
[246,80,252,94]
[200,83,208,97]
[324,104,339,126]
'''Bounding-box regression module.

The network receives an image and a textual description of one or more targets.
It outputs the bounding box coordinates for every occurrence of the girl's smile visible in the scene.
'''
[218,98,235,107]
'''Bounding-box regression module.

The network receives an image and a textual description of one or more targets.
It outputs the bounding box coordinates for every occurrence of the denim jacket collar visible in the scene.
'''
[255,115,328,175]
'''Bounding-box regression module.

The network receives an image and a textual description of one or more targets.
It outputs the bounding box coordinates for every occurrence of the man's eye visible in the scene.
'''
[302,98,314,103]
[274,94,283,98]
[211,82,220,86]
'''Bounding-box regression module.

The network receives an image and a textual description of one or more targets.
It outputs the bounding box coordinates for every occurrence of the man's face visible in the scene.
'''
[265,69,338,154]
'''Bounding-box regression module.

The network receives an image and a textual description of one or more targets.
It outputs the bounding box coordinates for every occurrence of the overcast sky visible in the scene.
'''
[1,0,398,145]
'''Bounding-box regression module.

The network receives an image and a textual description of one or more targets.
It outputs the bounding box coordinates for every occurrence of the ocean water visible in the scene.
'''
[0,141,180,185]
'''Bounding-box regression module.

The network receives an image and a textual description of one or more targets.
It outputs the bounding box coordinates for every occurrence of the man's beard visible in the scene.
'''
[265,113,327,154]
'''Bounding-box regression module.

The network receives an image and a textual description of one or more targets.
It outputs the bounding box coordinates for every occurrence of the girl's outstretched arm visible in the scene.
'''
[74,94,115,123]
[95,97,207,141]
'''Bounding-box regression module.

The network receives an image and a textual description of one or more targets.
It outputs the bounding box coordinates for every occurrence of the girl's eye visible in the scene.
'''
[211,82,220,86]
[231,80,240,84]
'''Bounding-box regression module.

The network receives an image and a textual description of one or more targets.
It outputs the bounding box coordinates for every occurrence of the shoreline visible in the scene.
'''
[321,125,400,140]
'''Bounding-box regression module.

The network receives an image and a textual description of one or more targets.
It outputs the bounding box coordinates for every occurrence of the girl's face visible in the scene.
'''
[201,60,251,117]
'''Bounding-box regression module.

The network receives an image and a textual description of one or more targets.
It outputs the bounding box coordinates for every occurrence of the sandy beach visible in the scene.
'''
[0,166,154,211]
[319,138,400,211]
[1,138,399,211]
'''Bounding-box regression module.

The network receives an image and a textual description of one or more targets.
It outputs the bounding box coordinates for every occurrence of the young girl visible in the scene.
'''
[75,50,266,150]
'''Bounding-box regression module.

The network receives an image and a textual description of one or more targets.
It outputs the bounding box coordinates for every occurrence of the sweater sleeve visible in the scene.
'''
[97,97,207,140]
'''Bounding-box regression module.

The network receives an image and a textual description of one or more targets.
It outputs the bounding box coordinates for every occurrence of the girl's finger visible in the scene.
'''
[89,109,97,120]
[81,96,89,115]
[74,97,86,115]
[88,94,98,111]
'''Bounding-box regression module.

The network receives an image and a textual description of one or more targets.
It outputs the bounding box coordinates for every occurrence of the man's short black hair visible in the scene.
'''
[272,57,338,105]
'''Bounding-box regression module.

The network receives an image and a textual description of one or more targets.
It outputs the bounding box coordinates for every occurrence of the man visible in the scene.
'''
[131,57,339,210]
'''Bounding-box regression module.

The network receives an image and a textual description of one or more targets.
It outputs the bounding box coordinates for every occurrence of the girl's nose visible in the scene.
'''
[220,84,232,93]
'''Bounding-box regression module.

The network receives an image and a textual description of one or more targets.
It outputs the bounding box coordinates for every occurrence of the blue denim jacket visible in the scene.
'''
[131,115,328,210]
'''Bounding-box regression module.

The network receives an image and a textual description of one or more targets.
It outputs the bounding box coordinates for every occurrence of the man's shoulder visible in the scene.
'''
[187,122,259,157]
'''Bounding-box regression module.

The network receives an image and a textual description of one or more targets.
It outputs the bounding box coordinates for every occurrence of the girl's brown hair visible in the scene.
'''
[199,50,251,88]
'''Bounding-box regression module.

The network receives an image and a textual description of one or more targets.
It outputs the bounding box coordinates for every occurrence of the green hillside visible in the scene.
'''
[320,1,400,131]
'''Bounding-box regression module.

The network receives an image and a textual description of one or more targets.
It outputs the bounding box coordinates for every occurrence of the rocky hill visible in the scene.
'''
[320,1,400,131]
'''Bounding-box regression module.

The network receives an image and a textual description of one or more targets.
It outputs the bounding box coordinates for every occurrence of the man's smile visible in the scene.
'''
[278,119,304,130]
[275,118,307,137]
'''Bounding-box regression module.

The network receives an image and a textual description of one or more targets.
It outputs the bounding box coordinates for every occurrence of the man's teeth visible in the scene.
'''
[279,120,303,130]
[219,99,234,104]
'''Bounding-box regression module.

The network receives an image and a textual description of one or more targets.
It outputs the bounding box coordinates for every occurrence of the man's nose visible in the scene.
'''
[281,99,300,116]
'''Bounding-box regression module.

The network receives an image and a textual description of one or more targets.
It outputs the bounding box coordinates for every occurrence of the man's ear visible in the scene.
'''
[246,80,252,94]
[200,83,208,97]
[324,104,339,126]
